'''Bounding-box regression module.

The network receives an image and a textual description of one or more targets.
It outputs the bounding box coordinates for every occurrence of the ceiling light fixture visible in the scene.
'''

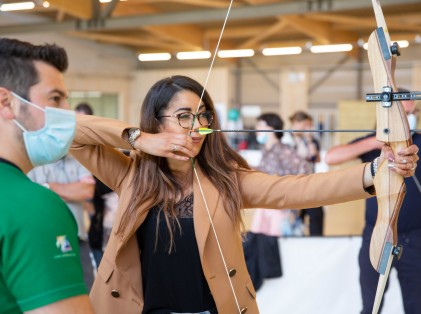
[42,1,50,8]
[0,1,35,11]
[138,53,171,62]
[262,47,302,56]
[217,49,254,58]
[310,44,353,53]
[176,51,211,60]
[362,40,409,50]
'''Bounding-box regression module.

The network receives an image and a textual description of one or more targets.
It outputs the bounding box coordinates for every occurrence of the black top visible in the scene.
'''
[351,133,421,232]
[88,177,113,250]
[136,194,216,314]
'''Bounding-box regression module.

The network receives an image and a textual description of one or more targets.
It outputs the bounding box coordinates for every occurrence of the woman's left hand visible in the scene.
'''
[380,144,419,177]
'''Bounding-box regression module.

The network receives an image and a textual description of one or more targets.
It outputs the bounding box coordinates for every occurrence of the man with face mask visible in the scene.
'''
[0,38,93,312]
[325,89,421,314]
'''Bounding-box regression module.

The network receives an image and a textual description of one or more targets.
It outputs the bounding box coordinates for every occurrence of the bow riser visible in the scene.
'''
[370,160,406,272]
[367,2,413,311]
[367,27,411,272]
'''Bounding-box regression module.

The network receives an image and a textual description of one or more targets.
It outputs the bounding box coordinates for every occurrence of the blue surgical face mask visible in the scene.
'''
[11,92,76,167]
[407,113,417,135]
[256,133,269,145]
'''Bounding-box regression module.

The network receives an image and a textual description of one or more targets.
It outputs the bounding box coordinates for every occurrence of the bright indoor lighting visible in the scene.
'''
[217,49,254,58]
[0,1,35,11]
[42,1,50,8]
[363,40,409,50]
[176,51,211,60]
[310,44,353,53]
[262,47,302,56]
[138,53,171,62]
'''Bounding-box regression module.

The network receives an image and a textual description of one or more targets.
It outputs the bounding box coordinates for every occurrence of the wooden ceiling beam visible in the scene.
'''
[124,0,231,8]
[309,13,421,32]
[142,25,204,50]
[205,25,270,40]
[69,32,184,51]
[46,0,92,20]
[237,19,288,49]
[283,15,359,44]
[240,0,289,4]
[112,4,159,17]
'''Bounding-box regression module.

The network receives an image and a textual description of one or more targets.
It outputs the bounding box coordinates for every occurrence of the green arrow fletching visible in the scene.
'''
[198,128,214,135]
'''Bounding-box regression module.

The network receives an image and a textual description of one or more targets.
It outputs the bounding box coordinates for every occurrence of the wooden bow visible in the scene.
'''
[367,1,412,313]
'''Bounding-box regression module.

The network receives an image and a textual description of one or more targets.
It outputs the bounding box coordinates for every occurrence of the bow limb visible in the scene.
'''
[367,1,412,313]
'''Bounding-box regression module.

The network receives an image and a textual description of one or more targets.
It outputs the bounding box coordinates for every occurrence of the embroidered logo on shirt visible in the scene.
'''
[56,235,73,253]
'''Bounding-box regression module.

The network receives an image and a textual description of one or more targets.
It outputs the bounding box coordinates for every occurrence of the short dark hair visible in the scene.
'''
[75,102,94,115]
[257,112,284,139]
[289,110,313,123]
[0,38,68,99]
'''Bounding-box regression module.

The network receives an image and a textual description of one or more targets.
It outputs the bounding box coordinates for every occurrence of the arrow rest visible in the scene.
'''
[390,42,401,56]
[392,244,403,260]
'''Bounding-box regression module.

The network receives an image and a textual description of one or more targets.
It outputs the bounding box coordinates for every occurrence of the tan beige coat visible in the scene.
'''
[70,115,372,314]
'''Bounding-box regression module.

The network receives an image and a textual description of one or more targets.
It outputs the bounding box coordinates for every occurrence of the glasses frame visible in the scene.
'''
[157,110,214,129]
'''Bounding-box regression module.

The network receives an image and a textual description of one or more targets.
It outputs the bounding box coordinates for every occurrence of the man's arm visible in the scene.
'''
[325,136,383,165]
[49,181,95,203]
[26,295,93,314]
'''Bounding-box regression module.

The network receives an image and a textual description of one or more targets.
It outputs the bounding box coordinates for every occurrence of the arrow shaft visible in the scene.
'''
[202,129,421,133]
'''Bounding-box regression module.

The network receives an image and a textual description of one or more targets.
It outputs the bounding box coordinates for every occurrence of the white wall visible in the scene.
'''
[257,237,403,314]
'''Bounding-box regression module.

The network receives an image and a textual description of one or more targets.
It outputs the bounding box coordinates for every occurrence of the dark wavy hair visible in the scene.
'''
[117,75,251,249]
[0,38,68,98]
[257,112,284,139]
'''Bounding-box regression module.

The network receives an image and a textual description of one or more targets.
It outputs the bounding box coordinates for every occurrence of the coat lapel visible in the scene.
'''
[193,166,220,259]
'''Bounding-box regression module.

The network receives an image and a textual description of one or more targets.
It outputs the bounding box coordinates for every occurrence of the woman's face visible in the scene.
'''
[159,90,210,157]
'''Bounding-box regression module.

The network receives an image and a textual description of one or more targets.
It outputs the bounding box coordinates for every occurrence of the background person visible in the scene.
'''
[75,102,119,267]
[283,110,324,236]
[0,37,93,313]
[325,90,421,314]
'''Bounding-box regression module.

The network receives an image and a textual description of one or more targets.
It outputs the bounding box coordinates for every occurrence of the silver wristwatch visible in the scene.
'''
[128,128,141,148]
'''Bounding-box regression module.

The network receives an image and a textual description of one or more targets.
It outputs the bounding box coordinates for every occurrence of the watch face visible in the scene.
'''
[130,129,140,141]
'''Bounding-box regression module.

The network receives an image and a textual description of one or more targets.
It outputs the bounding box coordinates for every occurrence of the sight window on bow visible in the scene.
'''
[157,111,214,129]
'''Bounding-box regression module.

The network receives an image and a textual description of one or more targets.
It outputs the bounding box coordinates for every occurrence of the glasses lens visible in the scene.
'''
[198,111,213,127]
[178,112,194,128]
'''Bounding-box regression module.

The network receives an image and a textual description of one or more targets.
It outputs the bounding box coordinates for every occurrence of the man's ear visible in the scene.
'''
[0,87,16,119]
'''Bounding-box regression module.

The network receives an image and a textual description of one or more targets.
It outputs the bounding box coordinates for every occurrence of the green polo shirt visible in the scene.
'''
[0,160,87,313]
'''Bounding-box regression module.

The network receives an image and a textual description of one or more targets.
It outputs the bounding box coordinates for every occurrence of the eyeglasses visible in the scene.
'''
[157,110,214,129]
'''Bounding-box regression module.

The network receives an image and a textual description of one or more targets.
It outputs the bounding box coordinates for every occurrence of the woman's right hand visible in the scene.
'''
[133,132,194,161]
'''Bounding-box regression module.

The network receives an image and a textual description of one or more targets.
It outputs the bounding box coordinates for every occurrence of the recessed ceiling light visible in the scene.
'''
[0,1,35,11]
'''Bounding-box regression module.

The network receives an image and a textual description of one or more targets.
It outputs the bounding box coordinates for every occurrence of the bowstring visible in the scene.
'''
[188,0,242,313]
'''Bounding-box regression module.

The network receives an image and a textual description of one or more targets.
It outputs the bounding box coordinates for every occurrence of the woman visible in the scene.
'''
[70,75,418,314]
